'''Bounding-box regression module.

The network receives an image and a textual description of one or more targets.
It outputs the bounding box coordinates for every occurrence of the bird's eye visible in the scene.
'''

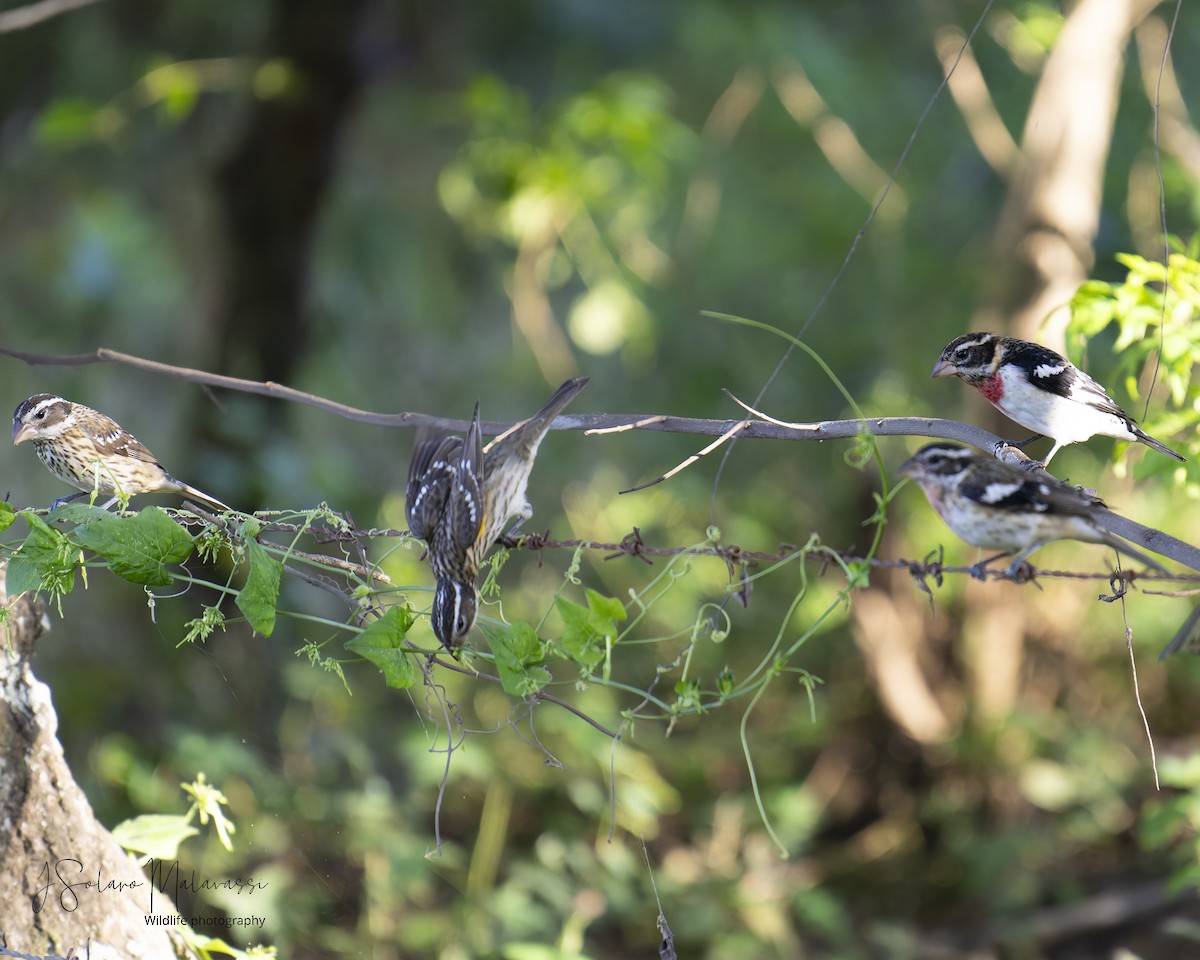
[34,410,44,420]
[953,348,970,362]
[457,614,469,634]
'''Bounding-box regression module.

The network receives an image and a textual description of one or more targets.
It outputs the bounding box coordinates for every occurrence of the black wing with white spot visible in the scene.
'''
[958,458,1095,517]
[1004,340,1131,421]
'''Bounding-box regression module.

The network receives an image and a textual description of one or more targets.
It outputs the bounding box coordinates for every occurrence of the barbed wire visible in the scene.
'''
[248,516,1200,589]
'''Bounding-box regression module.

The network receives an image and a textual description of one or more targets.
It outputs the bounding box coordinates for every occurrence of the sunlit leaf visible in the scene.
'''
[235,540,282,637]
[585,588,627,626]
[6,513,75,600]
[489,621,551,697]
[345,604,417,689]
[556,597,604,671]
[72,507,195,586]
[112,814,199,860]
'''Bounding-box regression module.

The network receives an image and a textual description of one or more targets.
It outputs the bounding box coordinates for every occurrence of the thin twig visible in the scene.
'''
[429,655,622,741]
[285,547,391,584]
[586,415,668,436]
[706,0,1000,522]
[1120,575,1160,788]
[281,563,355,607]
[621,418,749,493]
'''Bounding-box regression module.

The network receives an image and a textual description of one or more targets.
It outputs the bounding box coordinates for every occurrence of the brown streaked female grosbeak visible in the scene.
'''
[12,394,231,512]
[406,377,588,648]
[932,333,1186,467]
[899,442,1166,575]
[406,403,484,650]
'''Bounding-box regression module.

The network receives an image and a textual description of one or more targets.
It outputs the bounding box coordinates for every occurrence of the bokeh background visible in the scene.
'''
[2,0,1199,956]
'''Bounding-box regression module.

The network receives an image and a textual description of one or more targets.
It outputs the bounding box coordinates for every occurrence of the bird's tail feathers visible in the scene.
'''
[174,480,233,514]
[486,377,589,455]
[1160,604,1200,659]
[1134,427,1187,462]
[1099,530,1168,575]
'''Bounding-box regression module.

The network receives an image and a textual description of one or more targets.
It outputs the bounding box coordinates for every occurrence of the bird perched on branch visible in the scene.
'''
[12,394,231,512]
[932,332,1185,467]
[406,377,589,649]
[899,442,1166,576]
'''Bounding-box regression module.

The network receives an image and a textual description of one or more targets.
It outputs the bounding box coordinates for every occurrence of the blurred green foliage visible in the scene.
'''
[1069,240,1200,482]
[1,0,1200,957]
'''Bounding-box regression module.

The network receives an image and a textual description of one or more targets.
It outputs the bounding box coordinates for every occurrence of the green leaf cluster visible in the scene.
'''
[1068,245,1200,465]
[6,506,196,608]
[481,589,629,697]
[556,588,627,674]
[2,508,296,644]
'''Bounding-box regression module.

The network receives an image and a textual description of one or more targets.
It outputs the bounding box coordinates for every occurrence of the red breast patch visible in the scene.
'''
[978,374,1004,406]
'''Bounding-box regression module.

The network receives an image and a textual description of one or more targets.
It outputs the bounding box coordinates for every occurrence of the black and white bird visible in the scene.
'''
[13,394,231,512]
[899,442,1166,575]
[932,332,1185,467]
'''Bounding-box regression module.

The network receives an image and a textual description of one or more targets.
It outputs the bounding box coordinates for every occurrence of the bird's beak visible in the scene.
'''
[12,422,32,445]
[930,358,954,378]
[897,456,917,478]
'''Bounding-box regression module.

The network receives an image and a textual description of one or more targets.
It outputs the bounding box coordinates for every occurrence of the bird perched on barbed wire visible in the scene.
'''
[899,442,1166,576]
[932,332,1186,467]
[406,377,589,649]
[12,394,231,512]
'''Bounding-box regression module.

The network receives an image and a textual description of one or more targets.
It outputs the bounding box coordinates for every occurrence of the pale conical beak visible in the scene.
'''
[930,358,954,378]
[12,421,33,445]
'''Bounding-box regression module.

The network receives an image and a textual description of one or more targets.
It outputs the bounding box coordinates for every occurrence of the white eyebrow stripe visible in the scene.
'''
[27,396,65,418]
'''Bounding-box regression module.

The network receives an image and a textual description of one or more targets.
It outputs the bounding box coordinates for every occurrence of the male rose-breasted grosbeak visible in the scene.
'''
[13,394,231,512]
[932,332,1186,467]
[406,377,588,648]
[899,442,1166,575]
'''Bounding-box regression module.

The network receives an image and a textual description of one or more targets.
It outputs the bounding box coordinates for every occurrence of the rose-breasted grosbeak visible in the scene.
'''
[13,394,231,512]
[899,442,1166,575]
[932,332,1186,466]
[406,377,588,648]
[406,403,485,649]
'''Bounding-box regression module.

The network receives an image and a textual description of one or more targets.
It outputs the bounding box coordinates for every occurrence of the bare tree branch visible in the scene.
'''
[0,341,1013,441]
[0,0,102,33]
[5,341,1197,572]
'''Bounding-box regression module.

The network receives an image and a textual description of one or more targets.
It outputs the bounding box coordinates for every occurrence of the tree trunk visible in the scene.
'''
[0,565,186,958]
[980,0,1164,347]
[213,0,369,386]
